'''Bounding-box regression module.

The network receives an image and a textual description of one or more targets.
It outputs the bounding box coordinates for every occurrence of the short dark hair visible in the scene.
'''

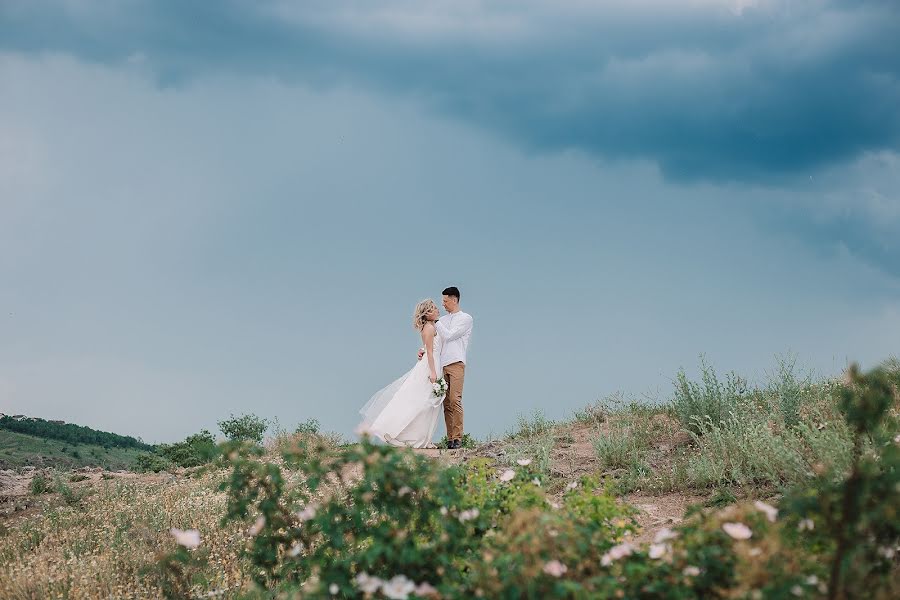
[442,286,460,300]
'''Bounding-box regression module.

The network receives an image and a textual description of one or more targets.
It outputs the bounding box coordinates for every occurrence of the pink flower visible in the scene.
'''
[683,566,701,577]
[170,528,201,549]
[499,469,516,482]
[296,505,317,522]
[722,522,752,540]
[354,572,382,594]
[648,544,667,559]
[516,458,532,466]
[798,518,815,532]
[381,575,415,600]
[601,542,634,566]
[414,582,439,596]
[248,516,266,536]
[654,528,678,544]
[754,500,778,523]
[543,560,568,577]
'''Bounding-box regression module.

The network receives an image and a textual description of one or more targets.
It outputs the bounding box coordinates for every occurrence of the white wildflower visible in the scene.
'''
[499,469,516,482]
[543,560,568,577]
[329,583,339,595]
[791,585,803,596]
[532,477,541,486]
[414,582,439,596]
[722,522,753,540]
[648,544,667,559]
[805,575,819,586]
[516,458,532,466]
[877,546,896,559]
[566,481,578,490]
[354,572,382,594]
[296,505,317,522]
[601,542,634,566]
[170,528,201,549]
[248,515,266,536]
[754,500,778,523]
[654,528,678,544]
[458,508,480,523]
[381,575,416,600]
[798,518,815,532]
[398,486,412,497]
[288,542,304,557]
[440,506,448,516]
[683,566,701,577]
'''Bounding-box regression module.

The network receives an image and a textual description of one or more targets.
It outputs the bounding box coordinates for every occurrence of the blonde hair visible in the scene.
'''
[412,299,438,331]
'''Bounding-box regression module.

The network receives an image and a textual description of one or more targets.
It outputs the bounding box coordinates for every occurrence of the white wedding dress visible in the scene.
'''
[358,332,445,448]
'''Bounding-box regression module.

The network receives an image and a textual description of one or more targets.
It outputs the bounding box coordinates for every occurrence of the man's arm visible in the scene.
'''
[434,313,473,342]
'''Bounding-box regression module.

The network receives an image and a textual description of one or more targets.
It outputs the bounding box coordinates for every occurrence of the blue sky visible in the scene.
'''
[1,1,898,443]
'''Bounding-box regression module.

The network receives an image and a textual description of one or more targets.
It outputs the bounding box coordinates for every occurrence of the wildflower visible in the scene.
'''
[877,546,896,559]
[532,477,541,486]
[288,542,304,557]
[547,500,560,510]
[415,582,439,596]
[805,575,819,586]
[754,500,778,523]
[398,486,412,497]
[354,423,372,436]
[748,547,762,557]
[654,528,678,544]
[791,585,803,596]
[329,583,339,595]
[499,469,516,482]
[722,522,752,540]
[566,481,578,490]
[601,542,634,566]
[894,433,900,444]
[354,572,382,594]
[248,516,266,536]
[458,508,480,523]
[648,543,667,559]
[440,506,448,516]
[683,566,701,577]
[296,505,317,522]
[798,518,815,532]
[170,528,201,549]
[381,575,416,600]
[543,560,568,577]
[516,458,532,466]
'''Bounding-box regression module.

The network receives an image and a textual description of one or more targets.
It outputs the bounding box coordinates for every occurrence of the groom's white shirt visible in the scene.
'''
[435,310,473,368]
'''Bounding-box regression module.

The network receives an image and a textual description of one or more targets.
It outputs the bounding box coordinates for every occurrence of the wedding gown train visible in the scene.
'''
[358,332,445,448]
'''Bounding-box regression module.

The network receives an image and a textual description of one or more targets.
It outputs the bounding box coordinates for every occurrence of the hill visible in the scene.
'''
[0,429,146,471]
[0,415,152,451]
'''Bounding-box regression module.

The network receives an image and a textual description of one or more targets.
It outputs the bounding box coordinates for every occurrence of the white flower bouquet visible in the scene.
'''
[431,378,448,398]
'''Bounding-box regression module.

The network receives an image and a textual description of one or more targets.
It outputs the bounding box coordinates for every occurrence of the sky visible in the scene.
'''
[0,0,898,444]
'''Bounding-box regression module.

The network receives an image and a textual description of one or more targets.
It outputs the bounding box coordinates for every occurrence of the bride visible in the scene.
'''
[358,299,445,448]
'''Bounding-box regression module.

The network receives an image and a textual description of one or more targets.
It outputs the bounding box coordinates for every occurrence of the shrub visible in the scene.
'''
[133,452,173,473]
[69,473,89,482]
[158,430,218,468]
[672,357,748,435]
[594,426,646,471]
[218,413,269,444]
[508,409,555,440]
[437,432,478,449]
[294,418,320,435]
[30,473,52,495]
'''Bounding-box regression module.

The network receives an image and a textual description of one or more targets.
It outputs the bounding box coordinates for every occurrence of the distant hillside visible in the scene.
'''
[0,429,146,470]
[0,415,153,452]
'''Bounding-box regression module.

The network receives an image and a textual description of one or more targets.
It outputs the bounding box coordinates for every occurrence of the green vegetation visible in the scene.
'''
[218,413,269,444]
[0,429,146,470]
[0,415,152,451]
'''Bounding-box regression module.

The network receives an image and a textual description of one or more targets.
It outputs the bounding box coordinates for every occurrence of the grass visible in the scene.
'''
[0,429,145,471]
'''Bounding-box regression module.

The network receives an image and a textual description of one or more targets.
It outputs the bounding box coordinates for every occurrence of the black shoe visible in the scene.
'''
[449,439,461,450]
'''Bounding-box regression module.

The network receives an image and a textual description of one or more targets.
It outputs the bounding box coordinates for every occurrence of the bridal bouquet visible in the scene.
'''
[432,378,448,398]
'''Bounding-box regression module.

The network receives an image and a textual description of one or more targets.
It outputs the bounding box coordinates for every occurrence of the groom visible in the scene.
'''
[419,286,474,450]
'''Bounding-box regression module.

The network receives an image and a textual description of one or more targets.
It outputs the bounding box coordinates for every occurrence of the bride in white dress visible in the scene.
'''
[358,299,445,448]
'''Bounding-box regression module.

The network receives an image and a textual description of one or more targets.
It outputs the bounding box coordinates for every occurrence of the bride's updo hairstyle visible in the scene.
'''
[413,299,438,331]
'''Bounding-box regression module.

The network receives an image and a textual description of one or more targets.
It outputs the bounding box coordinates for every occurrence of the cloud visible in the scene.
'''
[1,0,897,182]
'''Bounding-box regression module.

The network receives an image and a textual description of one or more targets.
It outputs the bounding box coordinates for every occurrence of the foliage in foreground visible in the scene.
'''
[177,362,896,599]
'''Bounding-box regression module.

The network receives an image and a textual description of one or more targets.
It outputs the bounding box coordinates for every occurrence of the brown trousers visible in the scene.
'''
[442,361,465,441]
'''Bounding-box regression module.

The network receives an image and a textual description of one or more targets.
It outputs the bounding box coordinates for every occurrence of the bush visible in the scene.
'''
[294,418,320,435]
[133,452,173,473]
[437,432,478,449]
[218,413,268,444]
[30,473,52,495]
[672,357,748,435]
[158,430,218,468]
[508,409,555,440]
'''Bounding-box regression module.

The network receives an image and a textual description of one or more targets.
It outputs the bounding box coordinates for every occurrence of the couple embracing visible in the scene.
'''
[358,287,474,449]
